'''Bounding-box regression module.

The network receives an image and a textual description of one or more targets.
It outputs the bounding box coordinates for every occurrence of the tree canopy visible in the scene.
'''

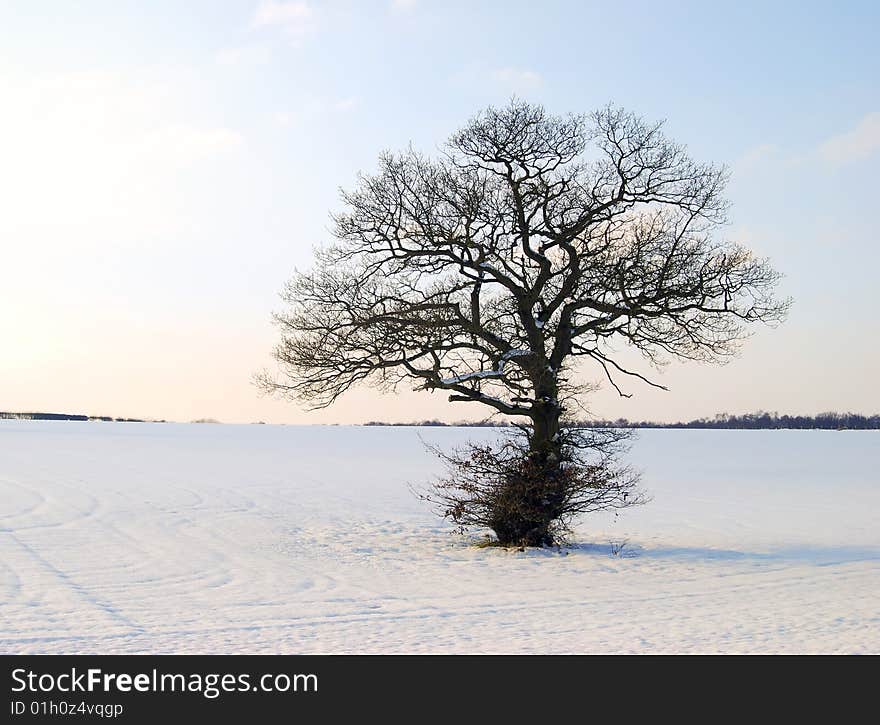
[261,100,788,422]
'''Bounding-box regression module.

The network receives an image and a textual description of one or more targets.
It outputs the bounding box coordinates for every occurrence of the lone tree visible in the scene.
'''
[260,101,788,546]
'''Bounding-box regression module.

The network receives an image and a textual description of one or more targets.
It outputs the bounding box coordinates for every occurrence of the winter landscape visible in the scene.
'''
[2,420,877,655]
[3,4,879,666]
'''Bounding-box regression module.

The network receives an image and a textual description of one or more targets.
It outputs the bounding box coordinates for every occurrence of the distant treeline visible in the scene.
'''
[364,411,880,430]
[4,410,878,429]
[575,411,880,430]
[0,412,160,423]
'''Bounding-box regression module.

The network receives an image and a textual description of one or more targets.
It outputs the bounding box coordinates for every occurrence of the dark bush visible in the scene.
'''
[422,426,647,547]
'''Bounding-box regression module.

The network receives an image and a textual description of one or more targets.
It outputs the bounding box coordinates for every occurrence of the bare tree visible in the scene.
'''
[259,100,788,545]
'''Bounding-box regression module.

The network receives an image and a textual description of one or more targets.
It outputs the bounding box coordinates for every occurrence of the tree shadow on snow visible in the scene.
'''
[568,541,880,566]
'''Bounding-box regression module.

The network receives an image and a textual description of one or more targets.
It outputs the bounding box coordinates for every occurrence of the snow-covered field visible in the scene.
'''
[1,421,877,654]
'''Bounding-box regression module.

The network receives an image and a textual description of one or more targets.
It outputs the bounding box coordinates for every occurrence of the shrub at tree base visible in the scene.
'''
[424,427,646,547]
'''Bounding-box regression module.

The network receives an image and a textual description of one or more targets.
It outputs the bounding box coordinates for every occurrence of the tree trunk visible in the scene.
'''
[530,371,562,459]
[530,403,561,460]
[490,384,564,547]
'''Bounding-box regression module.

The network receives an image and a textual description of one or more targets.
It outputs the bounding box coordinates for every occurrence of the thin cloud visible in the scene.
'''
[215,44,271,68]
[333,96,358,112]
[491,67,543,93]
[252,1,316,40]
[733,143,779,173]
[272,110,298,127]
[819,112,880,164]
[141,125,244,161]
[0,68,245,246]
[272,96,358,127]
[390,0,418,12]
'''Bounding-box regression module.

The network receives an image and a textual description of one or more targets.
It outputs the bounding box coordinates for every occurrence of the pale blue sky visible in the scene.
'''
[1,1,878,423]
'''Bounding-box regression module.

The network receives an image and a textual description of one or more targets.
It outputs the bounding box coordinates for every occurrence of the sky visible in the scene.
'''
[1,0,878,424]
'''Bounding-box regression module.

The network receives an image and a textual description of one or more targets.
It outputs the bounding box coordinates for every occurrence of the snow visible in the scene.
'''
[440,370,499,384]
[1,421,878,654]
[439,349,529,385]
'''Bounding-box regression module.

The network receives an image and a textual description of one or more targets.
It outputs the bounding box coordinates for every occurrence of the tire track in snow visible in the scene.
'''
[6,561,878,654]
[6,531,145,636]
